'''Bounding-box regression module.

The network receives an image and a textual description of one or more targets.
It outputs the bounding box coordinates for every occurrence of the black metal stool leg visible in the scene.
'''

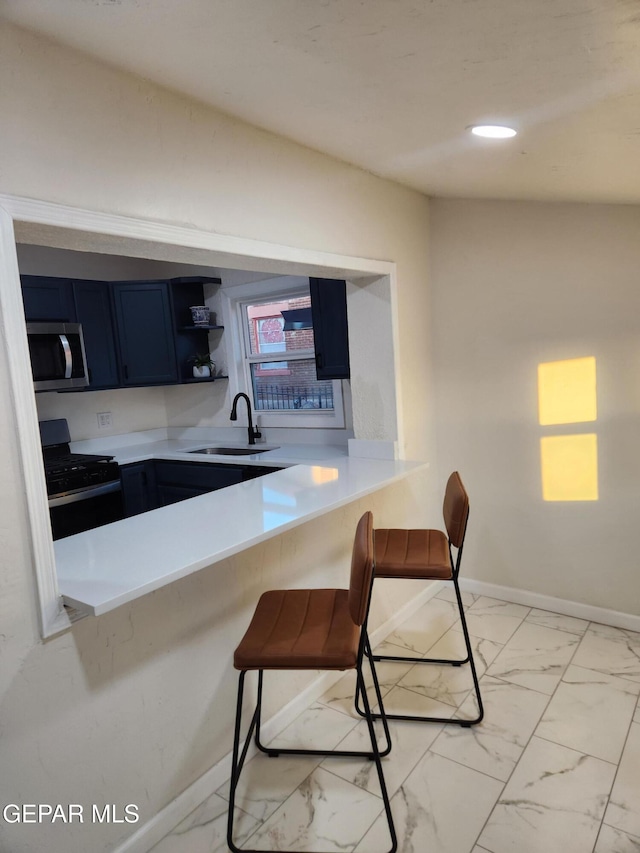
[354,637,371,719]
[353,633,392,756]
[228,662,396,853]
[228,671,250,853]
[364,631,392,757]
[356,581,483,726]
[356,655,397,853]
[452,577,484,725]
[253,670,275,755]
[253,651,392,762]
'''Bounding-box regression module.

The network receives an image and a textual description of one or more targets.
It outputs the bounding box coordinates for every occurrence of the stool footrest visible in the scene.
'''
[372,653,470,666]
[362,708,483,726]
[257,744,391,759]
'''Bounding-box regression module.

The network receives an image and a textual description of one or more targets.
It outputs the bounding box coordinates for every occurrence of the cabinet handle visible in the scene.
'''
[123,365,128,380]
[315,353,323,370]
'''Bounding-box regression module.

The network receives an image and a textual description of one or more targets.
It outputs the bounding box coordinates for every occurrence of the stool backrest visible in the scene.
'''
[348,511,374,626]
[443,471,469,549]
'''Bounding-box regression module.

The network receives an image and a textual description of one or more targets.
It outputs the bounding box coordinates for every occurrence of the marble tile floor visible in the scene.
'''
[151,590,640,853]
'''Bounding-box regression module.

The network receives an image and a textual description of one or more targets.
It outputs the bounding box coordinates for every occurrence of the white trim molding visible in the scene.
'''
[0,205,70,637]
[459,578,640,633]
[0,192,400,639]
[0,194,395,279]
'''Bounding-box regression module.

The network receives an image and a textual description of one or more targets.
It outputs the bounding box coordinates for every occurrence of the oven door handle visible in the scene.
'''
[48,480,122,508]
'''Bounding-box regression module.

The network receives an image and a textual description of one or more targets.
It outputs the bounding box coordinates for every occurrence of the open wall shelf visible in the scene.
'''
[182,375,228,384]
[178,325,224,332]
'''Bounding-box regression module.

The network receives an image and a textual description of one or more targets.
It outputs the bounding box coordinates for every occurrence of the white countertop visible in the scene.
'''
[55,439,426,616]
[105,437,347,468]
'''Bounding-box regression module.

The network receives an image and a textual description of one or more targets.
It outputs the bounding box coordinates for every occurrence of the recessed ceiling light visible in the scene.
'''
[471,124,518,139]
[470,124,517,139]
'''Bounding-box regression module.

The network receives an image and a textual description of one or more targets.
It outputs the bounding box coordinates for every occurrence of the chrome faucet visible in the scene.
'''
[230,392,262,445]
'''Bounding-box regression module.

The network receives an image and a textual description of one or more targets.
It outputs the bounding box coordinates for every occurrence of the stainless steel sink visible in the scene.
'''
[188,446,279,456]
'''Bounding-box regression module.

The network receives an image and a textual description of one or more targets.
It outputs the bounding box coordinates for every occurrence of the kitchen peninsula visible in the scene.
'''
[55,434,426,617]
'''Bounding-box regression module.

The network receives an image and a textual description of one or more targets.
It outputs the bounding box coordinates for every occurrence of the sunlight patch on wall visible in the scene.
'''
[538,356,599,502]
[540,434,599,502]
[538,357,597,426]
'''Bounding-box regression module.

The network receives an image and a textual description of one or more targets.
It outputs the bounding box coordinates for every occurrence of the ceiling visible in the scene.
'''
[3,0,640,204]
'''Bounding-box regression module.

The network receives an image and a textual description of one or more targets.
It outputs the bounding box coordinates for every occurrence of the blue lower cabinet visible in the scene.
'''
[155,483,214,506]
[122,461,282,514]
[120,462,158,518]
[153,461,244,507]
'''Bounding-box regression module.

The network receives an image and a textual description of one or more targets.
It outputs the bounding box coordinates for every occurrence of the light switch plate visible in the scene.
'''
[97,411,112,430]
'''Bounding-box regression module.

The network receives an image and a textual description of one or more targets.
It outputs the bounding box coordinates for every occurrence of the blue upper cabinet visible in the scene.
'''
[112,281,178,386]
[20,273,219,391]
[72,279,119,389]
[309,277,350,380]
[21,276,77,322]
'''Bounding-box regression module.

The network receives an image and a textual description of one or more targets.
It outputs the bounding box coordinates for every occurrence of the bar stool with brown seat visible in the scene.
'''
[357,471,483,728]
[227,511,397,853]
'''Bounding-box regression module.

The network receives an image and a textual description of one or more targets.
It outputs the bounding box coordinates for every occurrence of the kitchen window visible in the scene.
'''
[224,277,346,428]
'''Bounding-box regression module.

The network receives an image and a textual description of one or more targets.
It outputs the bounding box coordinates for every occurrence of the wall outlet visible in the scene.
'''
[97,411,112,430]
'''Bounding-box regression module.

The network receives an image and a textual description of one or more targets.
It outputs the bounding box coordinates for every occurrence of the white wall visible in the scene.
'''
[0,21,433,853]
[430,198,640,616]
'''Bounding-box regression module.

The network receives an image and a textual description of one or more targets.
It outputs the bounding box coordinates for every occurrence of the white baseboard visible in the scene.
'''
[113,583,440,853]
[112,755,234,853]
[459,578,640,633]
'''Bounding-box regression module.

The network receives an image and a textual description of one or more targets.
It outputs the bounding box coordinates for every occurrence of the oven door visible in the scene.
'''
[49,481,124,540]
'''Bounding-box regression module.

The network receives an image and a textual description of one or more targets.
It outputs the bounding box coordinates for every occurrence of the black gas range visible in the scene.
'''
[40,419,124,540]
[43,450,121,498]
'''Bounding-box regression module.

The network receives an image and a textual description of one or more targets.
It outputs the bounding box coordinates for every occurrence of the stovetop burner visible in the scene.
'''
[43,450,115,472]
[40,418,120,498]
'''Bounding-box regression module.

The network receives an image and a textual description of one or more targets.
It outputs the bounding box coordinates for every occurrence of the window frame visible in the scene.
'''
[250,310,291,375]
[222,276,345,429]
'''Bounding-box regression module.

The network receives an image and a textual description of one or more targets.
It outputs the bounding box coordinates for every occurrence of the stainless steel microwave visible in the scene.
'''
[26,322,89,391]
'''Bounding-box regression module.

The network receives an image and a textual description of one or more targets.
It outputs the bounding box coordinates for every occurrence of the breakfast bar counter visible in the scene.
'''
[55,447,426,617]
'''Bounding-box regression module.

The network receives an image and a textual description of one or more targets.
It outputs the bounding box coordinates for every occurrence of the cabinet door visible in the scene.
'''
[309,278,350,379]
[242,465,281,481]
[156,483,213,507]
[21,276,76,322]
[121,462,157,517]
[154,461,244,507]
[112,281,178,385]
[72,279,119,389]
